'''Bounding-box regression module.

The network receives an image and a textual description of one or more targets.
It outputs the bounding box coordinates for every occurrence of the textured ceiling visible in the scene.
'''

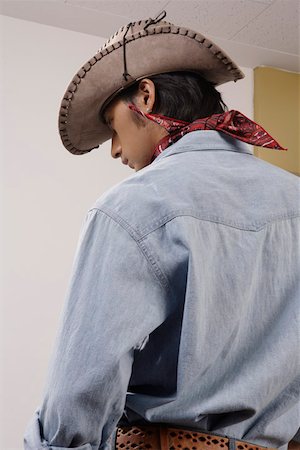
[0,0,299,71]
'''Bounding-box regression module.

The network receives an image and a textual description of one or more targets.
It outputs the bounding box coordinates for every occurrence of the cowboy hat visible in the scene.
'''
[58,11,244,155]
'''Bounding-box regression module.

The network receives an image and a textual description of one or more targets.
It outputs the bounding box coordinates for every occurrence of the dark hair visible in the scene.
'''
[112,71,227,124]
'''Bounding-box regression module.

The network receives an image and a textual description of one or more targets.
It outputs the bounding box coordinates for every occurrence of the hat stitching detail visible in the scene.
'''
[59,23,243,155]
[89,56,97,65]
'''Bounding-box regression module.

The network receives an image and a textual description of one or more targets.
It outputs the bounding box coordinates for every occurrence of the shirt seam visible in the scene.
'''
[90,208,171,292]
[92,206,299,240]
[138,210,300,238]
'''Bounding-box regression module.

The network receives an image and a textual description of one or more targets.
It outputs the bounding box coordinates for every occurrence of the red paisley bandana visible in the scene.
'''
[128,104,287,162]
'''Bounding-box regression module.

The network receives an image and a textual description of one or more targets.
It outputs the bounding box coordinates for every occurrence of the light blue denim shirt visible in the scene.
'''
[24,131,300,450]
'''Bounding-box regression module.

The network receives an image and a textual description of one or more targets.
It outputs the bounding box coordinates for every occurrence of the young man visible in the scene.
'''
[24,12,300,450]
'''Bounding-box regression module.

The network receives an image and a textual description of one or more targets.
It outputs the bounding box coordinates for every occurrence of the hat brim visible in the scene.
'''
[58,23,244,155]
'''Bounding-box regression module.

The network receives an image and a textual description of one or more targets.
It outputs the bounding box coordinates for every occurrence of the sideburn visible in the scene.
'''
[128,105,147,128]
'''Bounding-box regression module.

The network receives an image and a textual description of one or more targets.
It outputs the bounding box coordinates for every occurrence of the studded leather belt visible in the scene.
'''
[115,425,277,450]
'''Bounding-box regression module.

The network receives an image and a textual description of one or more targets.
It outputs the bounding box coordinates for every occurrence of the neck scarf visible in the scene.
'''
[128,104,287,162]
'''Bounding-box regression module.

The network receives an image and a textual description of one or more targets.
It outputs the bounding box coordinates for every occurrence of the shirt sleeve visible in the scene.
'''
[24,208,172,450]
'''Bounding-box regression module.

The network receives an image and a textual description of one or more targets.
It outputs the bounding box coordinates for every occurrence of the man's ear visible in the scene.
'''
[136,78,156,112]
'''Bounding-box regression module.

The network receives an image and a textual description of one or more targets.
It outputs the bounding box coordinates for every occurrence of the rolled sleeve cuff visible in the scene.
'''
[24,410,93,450]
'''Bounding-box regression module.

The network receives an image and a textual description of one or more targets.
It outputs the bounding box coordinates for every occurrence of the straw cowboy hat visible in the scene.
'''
[58,11,244,156]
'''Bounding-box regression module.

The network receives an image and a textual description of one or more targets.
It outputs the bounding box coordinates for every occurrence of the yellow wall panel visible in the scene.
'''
[254,67,300,176]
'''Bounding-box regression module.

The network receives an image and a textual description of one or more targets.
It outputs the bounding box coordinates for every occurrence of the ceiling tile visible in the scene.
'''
[0,0,167,39]
[164,0,269,39]
[1,0,299,72]
[206,32,300,72]
[249,0,275,3]
[232,0,299,54]
[64,0,170,22]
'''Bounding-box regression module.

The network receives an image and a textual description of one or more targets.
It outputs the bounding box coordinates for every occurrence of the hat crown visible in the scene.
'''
[99,19,171,52]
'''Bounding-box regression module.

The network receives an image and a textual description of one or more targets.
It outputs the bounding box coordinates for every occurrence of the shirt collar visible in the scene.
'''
[151,130,253,165]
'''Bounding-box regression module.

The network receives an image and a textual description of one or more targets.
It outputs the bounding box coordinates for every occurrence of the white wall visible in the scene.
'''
[0,15,253,450]
[219,69,253,119]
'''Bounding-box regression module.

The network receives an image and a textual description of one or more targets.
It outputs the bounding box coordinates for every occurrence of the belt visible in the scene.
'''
[115,425,277,450]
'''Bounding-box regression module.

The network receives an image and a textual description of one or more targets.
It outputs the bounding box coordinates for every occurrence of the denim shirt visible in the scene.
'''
[24,131,300,450]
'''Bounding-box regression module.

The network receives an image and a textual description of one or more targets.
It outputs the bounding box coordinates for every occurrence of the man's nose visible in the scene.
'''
[111,136,122,159]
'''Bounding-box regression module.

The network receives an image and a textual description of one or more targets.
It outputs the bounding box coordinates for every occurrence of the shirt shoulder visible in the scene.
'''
[91,140,300,237]
[91,164,174,239]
